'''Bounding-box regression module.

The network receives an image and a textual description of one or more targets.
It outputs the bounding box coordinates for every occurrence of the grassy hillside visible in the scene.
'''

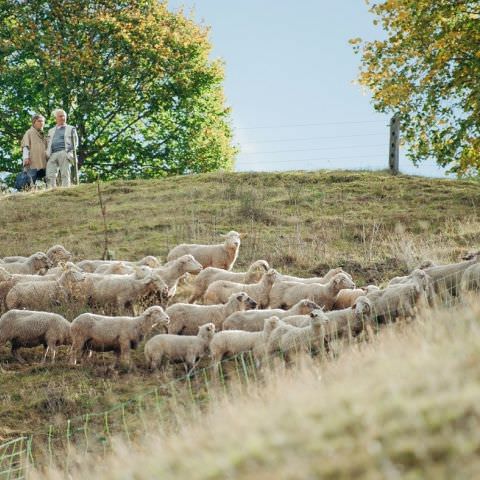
[1,170,480,473]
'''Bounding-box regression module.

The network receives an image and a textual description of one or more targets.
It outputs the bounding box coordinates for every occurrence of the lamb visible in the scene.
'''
[269,272,355,310]
[0,252,51,275]
[204,269,278,308]
[70,305,169,366]
[210,316,281,367]
[460,263,480,297]
[276,267,352,284]
[77,256,161,273]
[144,323,215,372]
[223,299,319,332]
[1,244,72,266]
[166,231,243,271]
[5,265,86,311]
[167,292,257,335]
[85,270,168,314]
[188,260,269,303]
[0,309,71,363]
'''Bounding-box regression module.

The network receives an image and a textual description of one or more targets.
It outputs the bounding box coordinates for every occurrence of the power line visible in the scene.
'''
[240,144,386,155]
[241,132,385,145]
[237,153,386,165]
[236,120,385,130]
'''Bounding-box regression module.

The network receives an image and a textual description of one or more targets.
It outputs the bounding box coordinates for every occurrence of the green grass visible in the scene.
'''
[1,169,480,457]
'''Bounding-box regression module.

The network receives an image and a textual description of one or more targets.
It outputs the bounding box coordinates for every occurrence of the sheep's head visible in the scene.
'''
[0,266,12,282]
[179,254,203,274]
[410,269,432,292]
[233,292,257,310]
[134,266,152,279]
[148,274,169,296]
[363,285,380,294]
[332,273,355,292]
[31,252,52,272]
[309,309,330,329]
[221,231,242,249]
[60,264,86,285]
[198,322,215,340]
[47,245,72,266]
[143,306,169,332]
[139,256,161,268]
[354,296,372,320]
[264,316,281,335]
[297,299,321,315]
[263,268,278,285]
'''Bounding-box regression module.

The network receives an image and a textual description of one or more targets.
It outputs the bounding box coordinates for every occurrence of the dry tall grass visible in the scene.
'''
[36,302,480,479]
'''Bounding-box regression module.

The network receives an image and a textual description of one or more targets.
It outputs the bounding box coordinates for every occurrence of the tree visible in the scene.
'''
[352,0,480,175]
[0,0,236,180]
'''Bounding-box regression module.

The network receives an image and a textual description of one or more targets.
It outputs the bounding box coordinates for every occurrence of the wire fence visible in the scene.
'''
[0,265,476,478]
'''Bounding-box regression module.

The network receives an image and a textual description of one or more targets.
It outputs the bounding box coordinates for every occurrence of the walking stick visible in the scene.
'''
[71,127,79,185]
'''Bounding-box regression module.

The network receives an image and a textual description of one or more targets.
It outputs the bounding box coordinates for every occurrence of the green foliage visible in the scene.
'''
[352,0,480,175]
[0,0,236,180]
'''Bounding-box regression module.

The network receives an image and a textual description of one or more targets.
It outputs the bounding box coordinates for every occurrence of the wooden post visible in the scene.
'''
[389,114,400,175]
[71,127,79,185]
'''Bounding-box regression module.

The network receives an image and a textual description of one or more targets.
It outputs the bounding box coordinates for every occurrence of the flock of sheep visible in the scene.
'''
[1,231,479,373]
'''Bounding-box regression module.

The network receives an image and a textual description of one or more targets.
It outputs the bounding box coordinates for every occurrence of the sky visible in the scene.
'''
[167,0,450,178]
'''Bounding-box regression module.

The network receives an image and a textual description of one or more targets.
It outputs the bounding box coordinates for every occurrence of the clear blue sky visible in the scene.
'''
[168,0,449,178]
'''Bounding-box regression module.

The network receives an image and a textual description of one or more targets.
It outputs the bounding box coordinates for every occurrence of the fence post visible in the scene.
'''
[389,114,400,175]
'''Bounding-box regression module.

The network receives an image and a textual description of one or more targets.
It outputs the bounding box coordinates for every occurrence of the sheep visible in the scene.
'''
[154,254,203,298]
[5,265,86,311]
[223,299,320,332]
[0,252,51,275]
[144,323,215,372]
[77,256,161,273]
[277,309,330,360]
[167,292,257,335]
[276,267,352,284]
[204,269,278,308]
[387,269,435,306]
[0,309,71,363]
[269,272,355,310]
[210,316,281,367]
[460,263,480,297]
[333,287,371,310]
[0,267,13,311]
[188,260,269,303]
[166,231,243,271]
[1,245,72,266]
[85,270,169,314]
[94,262,133,275]
[70,305,169,366]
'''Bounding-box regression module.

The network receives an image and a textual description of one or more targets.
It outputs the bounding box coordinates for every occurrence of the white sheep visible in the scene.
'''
[1,244,72,266]
[70,305,169,366]
[77,255,161,273]
[0,309,71,363]
[167,292,257,335]
[210,316,281,367]
[223,299,319,332]
[166,231,243,270]
[204,268,278,308]
[269,272,355,310]
[0,252,51,275]
[276,267,352,284]
[5,265,86,311]
[333,288,369,310]
[460,263,480,297]
[188,260,269,303]
[144,323,215,372]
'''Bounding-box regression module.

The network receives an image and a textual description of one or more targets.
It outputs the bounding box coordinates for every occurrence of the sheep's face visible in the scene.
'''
[264,269,278,285]
[140,256,161,268]
[199,322,215,339]
[410,269,432,291]
[144,306,169,332]
[309,309,329,327]
[236,292,257,310]
[48,245,72,266]
[354,296,372,319]
[32,252,52,271]
[63,267,86,284]
[264,316,281,334]
[298,300,320,315]
[332,273,355,292]
[180,255,203,274]
[222,231,242,249]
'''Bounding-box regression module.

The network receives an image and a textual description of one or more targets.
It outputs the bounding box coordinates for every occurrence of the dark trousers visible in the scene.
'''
[27,168,46,184]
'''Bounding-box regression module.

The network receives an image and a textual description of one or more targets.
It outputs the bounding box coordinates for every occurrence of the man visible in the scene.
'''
[45,109,79,188]
[21,114,47,186]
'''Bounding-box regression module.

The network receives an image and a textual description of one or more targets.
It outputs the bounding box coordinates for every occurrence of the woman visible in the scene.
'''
[21,113,47,185]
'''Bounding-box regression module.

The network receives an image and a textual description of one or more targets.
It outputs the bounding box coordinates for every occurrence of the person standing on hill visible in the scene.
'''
[45,109,79,188]
[21,114,47,186]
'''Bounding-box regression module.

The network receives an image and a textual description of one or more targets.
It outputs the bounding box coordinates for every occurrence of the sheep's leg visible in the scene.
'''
[11,344,26,364]
[42,346,50,364]
[71,339,85,365]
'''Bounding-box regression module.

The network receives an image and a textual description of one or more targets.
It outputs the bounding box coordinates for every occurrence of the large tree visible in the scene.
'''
[352,0,480,175]
[0,0,236,180]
